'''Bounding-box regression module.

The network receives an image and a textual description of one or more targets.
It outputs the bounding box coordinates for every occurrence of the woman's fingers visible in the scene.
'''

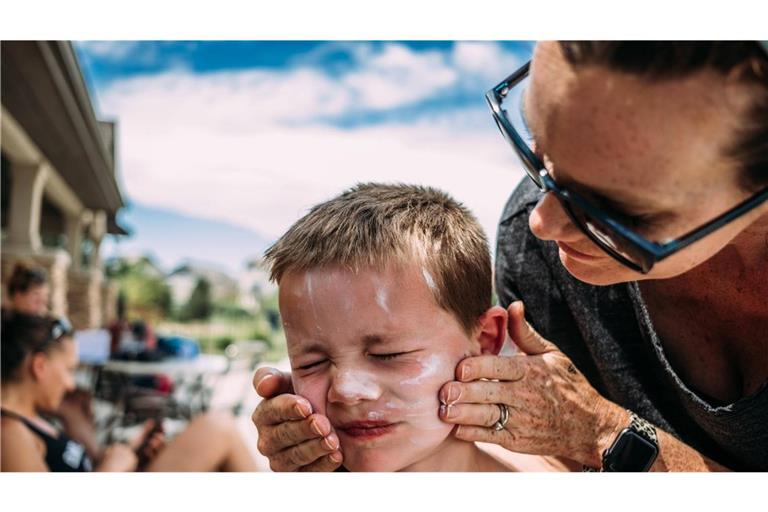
[256,413,331,457]
[128,419,156,451]
[253,368,295,398]
[298,451,344,472]
[439,379,516,406]
[507,301,557,355]
[269,433,341,472]
[439,403,507,428]
[454,425,512,446]
[252,393,313,427]
[455,355,526,383]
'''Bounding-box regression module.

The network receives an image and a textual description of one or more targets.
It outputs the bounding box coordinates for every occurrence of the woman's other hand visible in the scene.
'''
[251,368,343,471]
[131,419,165,469]
[97,443,139,472]
[439,301,627,468]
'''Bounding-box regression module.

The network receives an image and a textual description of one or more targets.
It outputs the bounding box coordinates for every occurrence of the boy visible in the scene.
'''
[265,183,513,471]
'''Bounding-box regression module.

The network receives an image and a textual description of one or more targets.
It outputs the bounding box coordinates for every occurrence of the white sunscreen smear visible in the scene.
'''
[422,267,437,293]
[334,370,380,399]
[305,273,323,333]
[375,286,390,314]
[367,410,385,421]
[401,353,442,386]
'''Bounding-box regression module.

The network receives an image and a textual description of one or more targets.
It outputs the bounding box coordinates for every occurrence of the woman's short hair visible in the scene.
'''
[559,41,768,192]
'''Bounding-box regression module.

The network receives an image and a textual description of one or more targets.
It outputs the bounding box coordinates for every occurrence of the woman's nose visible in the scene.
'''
[327,369,382,405]
[528,192,581,242]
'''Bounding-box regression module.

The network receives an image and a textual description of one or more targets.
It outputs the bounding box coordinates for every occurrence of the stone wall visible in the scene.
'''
[102,279,118,325]
[67,268,104,329]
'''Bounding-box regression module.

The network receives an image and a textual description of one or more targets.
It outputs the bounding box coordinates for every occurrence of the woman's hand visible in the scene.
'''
[97,443,139,472]
[439,301,628,468]
[131,419,166,469]
[251,368,343,471]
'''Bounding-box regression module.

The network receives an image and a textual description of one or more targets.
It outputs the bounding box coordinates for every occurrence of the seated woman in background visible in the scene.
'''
[0,310,258,472]
[6,263,50,315]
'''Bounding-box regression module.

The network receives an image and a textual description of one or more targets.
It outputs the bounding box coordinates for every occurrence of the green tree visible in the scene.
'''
[182,277,213,321]
[107,255,172,319]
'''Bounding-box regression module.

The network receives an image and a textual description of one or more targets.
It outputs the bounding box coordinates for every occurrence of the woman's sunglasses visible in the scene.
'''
[485,61,768,274]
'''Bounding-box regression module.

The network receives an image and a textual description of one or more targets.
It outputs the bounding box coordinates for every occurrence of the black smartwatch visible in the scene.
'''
[599,411,659,472]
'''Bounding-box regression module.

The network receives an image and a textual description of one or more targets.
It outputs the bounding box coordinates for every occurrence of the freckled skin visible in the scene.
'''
[281,263,486,472]
[526,42,768,285]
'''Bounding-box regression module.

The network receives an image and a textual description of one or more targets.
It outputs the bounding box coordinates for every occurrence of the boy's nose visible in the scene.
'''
[327,369,382,405]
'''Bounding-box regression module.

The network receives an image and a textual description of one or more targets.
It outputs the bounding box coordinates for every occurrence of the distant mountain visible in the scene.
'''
[102,202,272,275]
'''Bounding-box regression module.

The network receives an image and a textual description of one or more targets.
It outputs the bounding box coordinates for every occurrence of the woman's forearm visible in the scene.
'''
[590,400,729,472]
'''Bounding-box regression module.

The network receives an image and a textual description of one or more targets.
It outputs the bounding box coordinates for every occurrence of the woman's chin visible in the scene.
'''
[559,251,631,286]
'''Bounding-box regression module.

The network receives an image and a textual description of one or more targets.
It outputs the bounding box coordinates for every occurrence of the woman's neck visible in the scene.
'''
[399,436,511,472]
[0,382,38,418]
[644,215,768,316]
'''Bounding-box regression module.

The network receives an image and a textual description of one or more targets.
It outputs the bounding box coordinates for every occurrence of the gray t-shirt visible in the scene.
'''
[495,178,768,471]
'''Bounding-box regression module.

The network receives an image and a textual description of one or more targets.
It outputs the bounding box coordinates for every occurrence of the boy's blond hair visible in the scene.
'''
[264,183,491,334]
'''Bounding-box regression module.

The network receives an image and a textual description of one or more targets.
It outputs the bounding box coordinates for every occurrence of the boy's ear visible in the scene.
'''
[474,306,507,355]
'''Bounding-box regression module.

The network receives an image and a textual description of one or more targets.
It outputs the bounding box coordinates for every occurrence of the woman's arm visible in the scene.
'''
[439,301,731,472]
[0,420,49,471]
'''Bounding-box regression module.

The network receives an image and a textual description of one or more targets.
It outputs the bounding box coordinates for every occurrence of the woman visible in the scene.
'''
[1,310,258,471]
[7,263,50,315]
[250,41,767,472]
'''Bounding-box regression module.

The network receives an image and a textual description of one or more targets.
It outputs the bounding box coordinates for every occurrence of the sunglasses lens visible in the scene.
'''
[562,200,652,273]
[52,316,74,340]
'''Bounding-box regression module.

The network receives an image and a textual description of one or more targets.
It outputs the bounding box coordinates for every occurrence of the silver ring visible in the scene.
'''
[493,403,509,431]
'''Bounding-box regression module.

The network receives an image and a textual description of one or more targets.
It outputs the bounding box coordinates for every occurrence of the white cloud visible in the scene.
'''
[99,43,528,264]
[76,41,164,66]
[78,41,140,60]
[452,41,528,83]
[341,43,458,110]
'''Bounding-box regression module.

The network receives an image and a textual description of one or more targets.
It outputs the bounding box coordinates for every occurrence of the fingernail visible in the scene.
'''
[255,375,271,393]
[460,365,470,381]
[329,451,343,463]
[446,384,461,405]
[310,418,324,436]
[323,433,339,451]
[439,404,447,417]
[294,399,311,418]
[445,405,456,420]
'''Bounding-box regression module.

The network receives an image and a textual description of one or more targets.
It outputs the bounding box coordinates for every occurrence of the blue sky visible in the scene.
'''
[75,41,533,275]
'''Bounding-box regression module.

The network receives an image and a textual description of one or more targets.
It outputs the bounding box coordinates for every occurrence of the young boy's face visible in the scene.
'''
[280,262,483,471]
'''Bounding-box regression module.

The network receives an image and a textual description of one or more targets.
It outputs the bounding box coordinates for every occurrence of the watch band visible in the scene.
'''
[629,411,658,445]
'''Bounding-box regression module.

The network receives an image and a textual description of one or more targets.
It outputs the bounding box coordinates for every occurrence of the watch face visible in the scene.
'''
[604,429,659,472]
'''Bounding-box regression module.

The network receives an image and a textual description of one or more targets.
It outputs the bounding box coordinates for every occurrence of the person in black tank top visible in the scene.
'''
[0,409,92,471]
[1,310,258,472]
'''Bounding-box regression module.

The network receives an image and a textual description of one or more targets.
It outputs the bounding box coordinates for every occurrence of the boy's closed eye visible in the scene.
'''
[293,349,422,372]
[368,349,420,361]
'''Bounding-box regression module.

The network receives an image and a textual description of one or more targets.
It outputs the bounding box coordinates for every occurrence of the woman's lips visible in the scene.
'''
[337,420,400,440]
[556,241,602,261]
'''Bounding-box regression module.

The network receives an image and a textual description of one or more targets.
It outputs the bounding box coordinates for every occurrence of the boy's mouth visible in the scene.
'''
[336,420,401,440]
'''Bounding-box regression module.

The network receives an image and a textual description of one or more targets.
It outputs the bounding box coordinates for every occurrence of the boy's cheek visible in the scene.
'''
[292,374,330,417]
